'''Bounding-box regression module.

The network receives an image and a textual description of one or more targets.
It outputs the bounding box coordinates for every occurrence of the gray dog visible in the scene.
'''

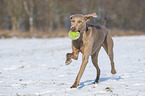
[65,13,116,88]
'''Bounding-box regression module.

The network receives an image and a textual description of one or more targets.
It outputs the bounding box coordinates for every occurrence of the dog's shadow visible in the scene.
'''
[78,76,122,89]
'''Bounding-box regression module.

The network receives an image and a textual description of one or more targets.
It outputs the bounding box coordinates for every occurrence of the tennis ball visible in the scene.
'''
[68,31,80,40]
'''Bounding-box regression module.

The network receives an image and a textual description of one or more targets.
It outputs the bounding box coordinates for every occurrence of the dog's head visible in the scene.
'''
[70,13,97,32]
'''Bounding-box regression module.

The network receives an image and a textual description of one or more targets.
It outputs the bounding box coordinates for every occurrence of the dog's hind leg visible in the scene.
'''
[102,33,116,74]
[91,47,101,83]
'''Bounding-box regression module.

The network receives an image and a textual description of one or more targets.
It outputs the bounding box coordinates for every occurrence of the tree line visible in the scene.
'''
[0,0,145,33]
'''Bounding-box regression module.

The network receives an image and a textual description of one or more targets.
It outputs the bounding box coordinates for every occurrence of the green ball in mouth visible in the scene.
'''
[68,31,80,40]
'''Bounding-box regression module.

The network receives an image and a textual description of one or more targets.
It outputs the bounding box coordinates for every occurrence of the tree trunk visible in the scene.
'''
[11,17,17,32]
[29,16,33,33]
[23,0,34,33]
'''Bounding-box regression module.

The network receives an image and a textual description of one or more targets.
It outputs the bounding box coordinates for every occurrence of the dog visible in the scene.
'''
[65,13,116,88]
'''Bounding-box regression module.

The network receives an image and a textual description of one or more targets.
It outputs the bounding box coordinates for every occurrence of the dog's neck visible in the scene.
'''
[72,23,94,49]
[79,23,91,34]
[79,23,88,35]
[72,26,87,49]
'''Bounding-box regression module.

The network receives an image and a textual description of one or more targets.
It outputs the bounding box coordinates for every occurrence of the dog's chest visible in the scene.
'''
[72,39,83,49]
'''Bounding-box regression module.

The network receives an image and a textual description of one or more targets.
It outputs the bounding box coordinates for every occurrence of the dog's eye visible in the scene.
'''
[77,20,82,23]
[71,20,75,23]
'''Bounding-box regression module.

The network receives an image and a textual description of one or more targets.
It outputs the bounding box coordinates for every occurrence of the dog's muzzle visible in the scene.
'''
[71,27,77,32]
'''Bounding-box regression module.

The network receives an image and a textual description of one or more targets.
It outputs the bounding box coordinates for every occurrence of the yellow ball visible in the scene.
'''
[68,31,80,40]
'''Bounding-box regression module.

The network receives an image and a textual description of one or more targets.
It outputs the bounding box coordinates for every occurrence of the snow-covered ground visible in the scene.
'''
[0,36,145,96]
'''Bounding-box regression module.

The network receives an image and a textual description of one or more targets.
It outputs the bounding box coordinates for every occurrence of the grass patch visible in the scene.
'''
[0,29,144,38]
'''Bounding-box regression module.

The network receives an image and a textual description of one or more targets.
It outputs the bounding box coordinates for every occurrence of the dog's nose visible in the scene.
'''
[71,27,76,32]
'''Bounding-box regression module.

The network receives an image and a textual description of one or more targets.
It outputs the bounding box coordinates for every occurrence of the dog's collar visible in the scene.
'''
[86,23,101,31]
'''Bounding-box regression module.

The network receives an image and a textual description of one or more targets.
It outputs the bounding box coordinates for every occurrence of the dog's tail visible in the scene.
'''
[103,18,107,26]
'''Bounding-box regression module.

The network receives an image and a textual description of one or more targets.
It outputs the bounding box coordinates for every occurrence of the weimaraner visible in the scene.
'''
[65,13,116,88]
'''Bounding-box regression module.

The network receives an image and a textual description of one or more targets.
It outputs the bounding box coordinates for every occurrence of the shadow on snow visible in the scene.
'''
[78,76,122,89]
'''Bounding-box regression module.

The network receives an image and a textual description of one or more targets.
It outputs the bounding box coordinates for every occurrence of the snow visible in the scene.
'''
[0,36,145,96]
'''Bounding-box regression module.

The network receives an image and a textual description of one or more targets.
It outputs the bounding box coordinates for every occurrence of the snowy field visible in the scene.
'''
[0,36,145,96]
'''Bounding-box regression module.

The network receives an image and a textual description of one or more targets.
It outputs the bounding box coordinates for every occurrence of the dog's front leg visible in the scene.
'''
[70,54,89,88]
[65,45,79,65]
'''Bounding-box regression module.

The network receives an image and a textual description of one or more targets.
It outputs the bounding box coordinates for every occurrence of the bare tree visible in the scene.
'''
[6,0,23,31]
[0,0,5,29]
[23,0,34,32]
[0,0,145,33]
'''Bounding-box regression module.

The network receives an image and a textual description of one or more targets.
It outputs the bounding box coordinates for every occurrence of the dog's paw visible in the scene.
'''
[70,82,79,88]
[111,69,116,74]
[70,84,78,88]
[94,80,99,83]
[65,60,72,65]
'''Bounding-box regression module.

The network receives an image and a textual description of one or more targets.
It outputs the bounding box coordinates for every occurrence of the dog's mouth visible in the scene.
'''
[70,30,80,32]
[77,30,80,32]
[70,27,80,32]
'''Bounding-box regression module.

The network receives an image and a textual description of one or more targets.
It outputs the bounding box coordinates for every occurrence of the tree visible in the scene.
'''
[23,0,34,32]
[6,0,23,31]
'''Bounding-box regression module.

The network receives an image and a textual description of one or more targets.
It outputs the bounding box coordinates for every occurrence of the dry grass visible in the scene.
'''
[0,29,144,38]
[0,29,68,38]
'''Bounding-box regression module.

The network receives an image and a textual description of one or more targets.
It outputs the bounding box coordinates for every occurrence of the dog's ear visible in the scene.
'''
[84,13,97,22]
[85,13,97,18]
